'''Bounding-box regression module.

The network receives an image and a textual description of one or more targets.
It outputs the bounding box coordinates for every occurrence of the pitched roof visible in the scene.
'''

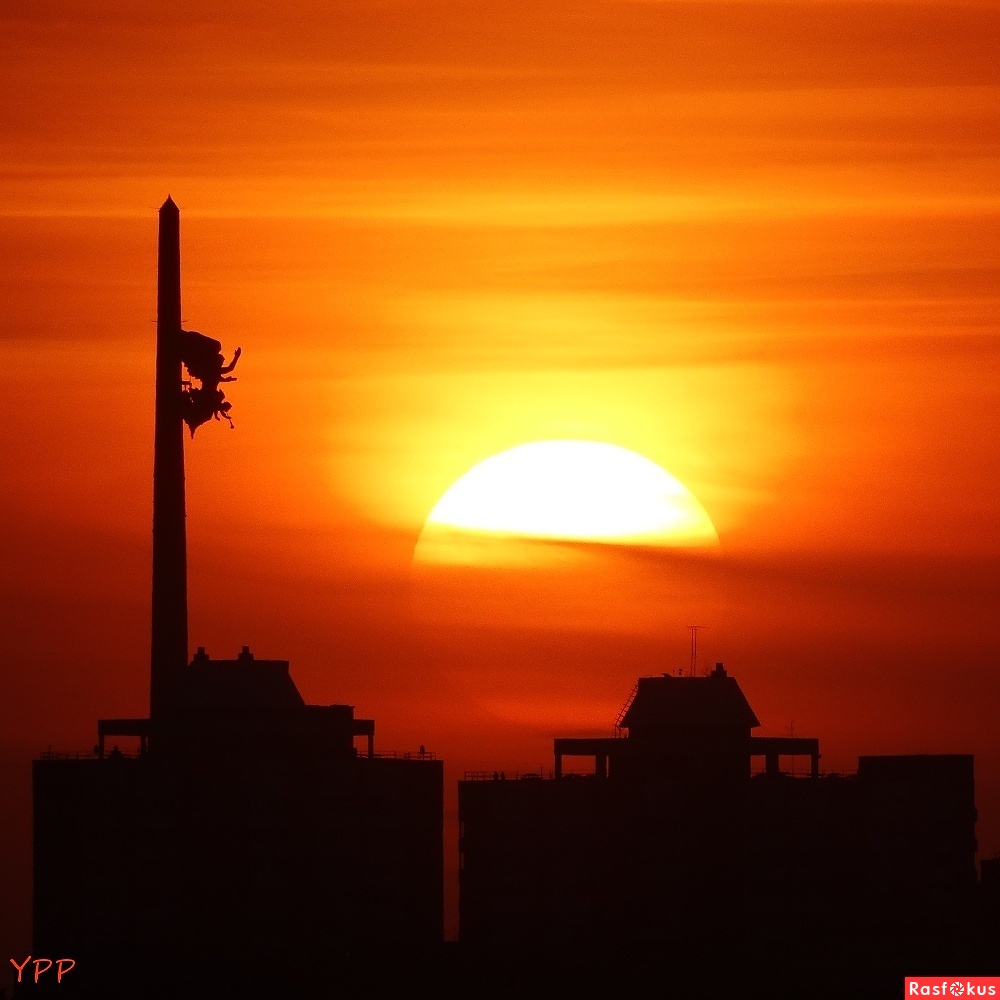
[171,647,305,711]
[620,666,760,731]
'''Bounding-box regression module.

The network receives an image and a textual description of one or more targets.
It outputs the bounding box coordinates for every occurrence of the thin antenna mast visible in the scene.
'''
[687,625,703,676]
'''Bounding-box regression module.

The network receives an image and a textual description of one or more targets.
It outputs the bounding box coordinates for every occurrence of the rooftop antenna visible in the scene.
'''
[687,625,703,677]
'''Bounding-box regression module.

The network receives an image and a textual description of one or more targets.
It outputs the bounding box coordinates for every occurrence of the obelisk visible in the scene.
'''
[150,196,188,720]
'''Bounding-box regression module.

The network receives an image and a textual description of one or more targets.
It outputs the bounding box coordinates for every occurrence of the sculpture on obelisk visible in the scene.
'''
[150,197,240,720]
[180,331,241,434]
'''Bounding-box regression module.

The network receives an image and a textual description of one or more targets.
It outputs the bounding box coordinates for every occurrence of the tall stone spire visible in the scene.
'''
[150,196,188,719]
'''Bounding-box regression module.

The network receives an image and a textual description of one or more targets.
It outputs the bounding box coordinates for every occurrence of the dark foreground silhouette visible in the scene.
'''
[28,662,998,1000]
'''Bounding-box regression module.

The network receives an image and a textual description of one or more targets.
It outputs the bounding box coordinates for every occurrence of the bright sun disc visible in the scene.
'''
[418,441,719,560]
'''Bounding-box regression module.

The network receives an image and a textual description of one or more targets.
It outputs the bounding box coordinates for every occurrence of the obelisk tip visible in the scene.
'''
[160,195,179,213]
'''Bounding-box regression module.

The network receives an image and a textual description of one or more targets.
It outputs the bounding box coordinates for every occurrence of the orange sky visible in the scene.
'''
[2,0,999,959]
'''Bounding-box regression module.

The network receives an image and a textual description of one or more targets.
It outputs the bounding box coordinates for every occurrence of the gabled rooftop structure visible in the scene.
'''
[620,662,760,730]
[553,662,819,781]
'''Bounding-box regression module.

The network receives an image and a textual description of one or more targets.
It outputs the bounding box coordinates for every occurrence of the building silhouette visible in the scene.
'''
[459,663,979,987]
[33,648,443,995]
[30,200,442,998]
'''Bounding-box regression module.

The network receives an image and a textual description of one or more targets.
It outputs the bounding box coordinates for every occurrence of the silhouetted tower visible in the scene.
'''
[150,196,187,720]
[32,201,443,997]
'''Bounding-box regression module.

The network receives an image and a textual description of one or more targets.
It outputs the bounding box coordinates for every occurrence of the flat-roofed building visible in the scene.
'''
[459,663,977,969]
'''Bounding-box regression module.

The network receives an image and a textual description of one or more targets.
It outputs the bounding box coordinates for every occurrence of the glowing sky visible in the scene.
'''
[2,0,999,963]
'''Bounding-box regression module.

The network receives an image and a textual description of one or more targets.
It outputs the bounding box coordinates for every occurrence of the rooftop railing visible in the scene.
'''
[462,769,558,782]
[464,767,854,782]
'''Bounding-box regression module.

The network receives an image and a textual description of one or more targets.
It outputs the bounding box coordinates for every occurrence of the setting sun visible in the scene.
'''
[416,441,719,564]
